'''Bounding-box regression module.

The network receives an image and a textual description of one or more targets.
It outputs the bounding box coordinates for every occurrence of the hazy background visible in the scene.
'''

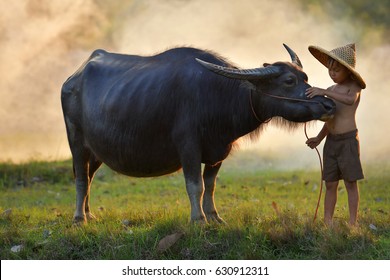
[0,0,389,169]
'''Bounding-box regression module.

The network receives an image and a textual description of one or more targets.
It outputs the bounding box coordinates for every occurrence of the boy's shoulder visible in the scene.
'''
[331,81,361,94]
[327,84,336,91]
[328,84,349,94]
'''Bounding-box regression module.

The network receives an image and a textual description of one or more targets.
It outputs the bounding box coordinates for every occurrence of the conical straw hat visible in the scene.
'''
[308,43,366,89]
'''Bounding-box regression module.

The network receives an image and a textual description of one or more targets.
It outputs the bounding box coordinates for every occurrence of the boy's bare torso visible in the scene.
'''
[326,83,360,135]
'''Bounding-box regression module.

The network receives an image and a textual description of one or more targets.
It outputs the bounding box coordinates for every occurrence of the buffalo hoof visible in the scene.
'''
[86,212,97,220]
[72,213,96,225]
[72,215,87,226]
[206,213,227,224]
[190,215,207,224]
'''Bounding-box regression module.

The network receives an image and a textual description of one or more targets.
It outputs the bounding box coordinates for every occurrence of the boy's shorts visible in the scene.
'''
[323,129,364,182]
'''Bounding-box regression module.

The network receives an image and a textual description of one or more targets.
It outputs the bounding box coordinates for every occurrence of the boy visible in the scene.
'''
[305,43,366,226]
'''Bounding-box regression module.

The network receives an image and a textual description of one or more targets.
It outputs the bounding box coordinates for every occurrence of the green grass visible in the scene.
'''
[0,153,389,259]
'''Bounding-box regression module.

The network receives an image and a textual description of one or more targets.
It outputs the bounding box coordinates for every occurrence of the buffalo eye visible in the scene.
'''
[284,76,297,87]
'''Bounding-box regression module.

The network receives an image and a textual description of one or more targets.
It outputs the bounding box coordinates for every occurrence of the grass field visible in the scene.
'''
[0,151,389,260]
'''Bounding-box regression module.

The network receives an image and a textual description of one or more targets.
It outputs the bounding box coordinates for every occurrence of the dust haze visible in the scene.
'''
[1,0,388,169]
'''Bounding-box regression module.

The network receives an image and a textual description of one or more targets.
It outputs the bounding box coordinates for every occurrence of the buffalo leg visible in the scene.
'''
[84,156,102,220]
[64,117,91,223]
[183,168,206,222]
[203,163,225,223]
[72,147,91,223]
[179,146,206,222]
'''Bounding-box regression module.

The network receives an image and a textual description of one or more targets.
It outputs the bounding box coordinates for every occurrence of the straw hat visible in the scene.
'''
[308,43,366,89]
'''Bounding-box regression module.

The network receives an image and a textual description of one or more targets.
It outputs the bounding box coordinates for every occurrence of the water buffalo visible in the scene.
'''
[61,45,335,224]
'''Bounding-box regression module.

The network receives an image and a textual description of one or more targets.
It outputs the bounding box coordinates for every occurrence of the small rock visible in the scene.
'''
[11,244,23,253]
[369,224,377,231]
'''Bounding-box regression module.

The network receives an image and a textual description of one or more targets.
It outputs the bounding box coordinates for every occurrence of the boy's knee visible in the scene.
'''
[325,181,338,190]
[344,180,358,190]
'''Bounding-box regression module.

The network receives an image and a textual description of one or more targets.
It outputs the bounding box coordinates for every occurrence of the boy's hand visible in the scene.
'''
[306,137,321,149]
[306,87,325,98]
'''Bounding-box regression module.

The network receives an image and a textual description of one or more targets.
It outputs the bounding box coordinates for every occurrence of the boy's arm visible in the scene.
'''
[306,85,360,105]
[306,123,328,149]
[316,123,329,141]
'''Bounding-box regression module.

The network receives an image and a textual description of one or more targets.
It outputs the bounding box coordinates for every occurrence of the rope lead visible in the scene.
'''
[304,123,324,222]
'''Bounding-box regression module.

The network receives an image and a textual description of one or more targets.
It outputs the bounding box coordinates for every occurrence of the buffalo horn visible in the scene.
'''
[195,58,281,80]
[283,43,303,68]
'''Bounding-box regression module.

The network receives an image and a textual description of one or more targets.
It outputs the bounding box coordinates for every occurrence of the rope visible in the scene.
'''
[304,123,324,222]
[259,91,321,104]
[249,91,264,123]
[249,90,321,124]
[250,90,325,221]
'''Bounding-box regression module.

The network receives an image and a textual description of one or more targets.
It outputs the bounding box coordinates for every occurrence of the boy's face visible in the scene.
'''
[328,60,350,84]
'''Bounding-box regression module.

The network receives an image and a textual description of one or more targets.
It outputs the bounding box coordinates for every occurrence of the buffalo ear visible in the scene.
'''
[263,63,271,67]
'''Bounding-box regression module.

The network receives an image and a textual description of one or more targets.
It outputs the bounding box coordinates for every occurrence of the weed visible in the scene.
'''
[0,158,389,259]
